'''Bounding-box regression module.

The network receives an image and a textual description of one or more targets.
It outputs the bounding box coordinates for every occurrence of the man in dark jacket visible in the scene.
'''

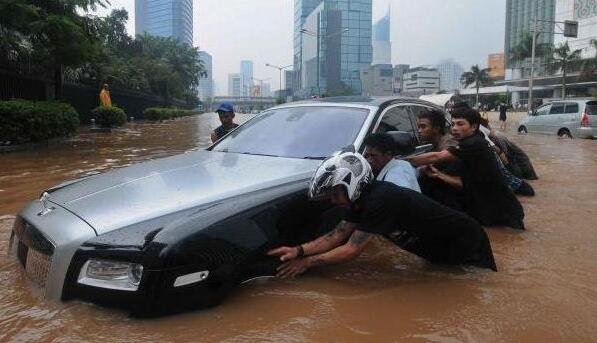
[211,102,239,143]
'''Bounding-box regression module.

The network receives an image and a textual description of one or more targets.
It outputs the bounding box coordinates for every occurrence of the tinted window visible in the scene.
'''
[549,103,565,114]
[212,106,368,159]
[586,101,597,115]
[564,103,579,114]
[535,105,551,116]
[377,106,414,133]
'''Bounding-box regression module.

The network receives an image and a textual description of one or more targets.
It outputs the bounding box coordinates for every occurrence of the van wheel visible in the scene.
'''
[518,126,528,134]
[558,128,573,139]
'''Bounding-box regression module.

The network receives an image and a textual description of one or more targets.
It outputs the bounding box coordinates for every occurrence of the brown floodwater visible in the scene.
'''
[1,113,597,342]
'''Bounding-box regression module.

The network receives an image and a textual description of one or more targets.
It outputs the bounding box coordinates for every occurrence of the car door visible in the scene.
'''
[546,102,566,134]
[527,104,551,134]
[373,103,420,144]
[562,102,580,133]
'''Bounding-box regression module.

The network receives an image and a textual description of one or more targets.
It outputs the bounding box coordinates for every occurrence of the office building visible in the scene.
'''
[436,59,464,92]
[554,0,597,59]
[285,70,294,96]
[228,73,242,97]
[296,0,373,97]
[198,51,214,101]
[488,53,506,79]
[135,0,193,46]
[372,7,391,65]
[360,64,394,96]
[392,64,410,94]
[240,60,254,97]
[402,67,440,95]
[293,0,325,91]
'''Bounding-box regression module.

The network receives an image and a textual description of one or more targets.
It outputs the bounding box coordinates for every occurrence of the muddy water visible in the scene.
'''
[1,113,597,342]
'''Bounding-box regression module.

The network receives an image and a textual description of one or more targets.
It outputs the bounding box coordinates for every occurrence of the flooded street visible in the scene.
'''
[1,113,597,342]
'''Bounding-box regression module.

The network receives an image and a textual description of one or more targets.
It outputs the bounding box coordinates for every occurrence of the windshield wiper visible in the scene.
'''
[239,152,280,158]
[302,156,326,160]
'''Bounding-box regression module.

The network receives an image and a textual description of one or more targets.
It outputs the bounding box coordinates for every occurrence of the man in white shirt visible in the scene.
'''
[363,133,421,192]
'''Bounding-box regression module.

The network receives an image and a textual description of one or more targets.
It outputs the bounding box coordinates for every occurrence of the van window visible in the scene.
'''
[535,105,551,116]
[549,103,565,115]
[586,101,597,116]
[564,103,579,114]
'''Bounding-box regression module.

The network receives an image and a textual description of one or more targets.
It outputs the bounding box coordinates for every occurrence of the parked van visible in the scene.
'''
[518,99,597,139]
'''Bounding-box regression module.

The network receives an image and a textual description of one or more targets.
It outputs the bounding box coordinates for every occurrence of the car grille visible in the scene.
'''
[10,217,54,289]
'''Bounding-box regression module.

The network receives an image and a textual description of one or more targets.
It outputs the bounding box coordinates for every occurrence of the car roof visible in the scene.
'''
[283,96,444,110]
[548,99,596,105]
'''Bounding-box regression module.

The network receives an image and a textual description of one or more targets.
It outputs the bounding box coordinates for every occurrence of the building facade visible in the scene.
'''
[392,64,410,94]
[488,53,506,79]
[402,67,440,96]
[293,0,325,92]
[228,73,242,97]
[240,60,254,97]
[436,59,464,92]
[372,7,391,65]
[198,51,213,102]
[135,0,193,46]
[554,0,597,59]
[296,0,373,97]
[360,64,394,96]
[284,70,294,95]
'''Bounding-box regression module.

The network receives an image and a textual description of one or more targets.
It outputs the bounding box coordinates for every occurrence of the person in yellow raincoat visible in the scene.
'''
[99,84,112,107]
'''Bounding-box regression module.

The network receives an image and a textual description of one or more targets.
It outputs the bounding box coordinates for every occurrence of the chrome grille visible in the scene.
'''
[10,217,54,288]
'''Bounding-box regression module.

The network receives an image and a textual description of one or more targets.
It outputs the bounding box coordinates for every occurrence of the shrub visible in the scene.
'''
[92,106,127,128]
[0,99,79,145]
[143,107,197,121]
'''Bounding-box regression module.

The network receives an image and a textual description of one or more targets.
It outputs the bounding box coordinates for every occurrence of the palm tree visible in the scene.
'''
[549,42,583,99]
[460,65,490,107]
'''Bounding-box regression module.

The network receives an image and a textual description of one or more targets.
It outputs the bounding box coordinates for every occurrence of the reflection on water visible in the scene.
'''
[1,114,597,342]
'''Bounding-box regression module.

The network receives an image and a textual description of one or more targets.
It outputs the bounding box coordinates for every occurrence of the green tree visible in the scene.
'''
[548,42,583,99]
[460,65,490,106]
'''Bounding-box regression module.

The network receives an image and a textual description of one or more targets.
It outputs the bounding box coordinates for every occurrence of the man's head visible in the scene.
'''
[450,106,481,140]
[363,133,395,174]
[417,110,446,143]
[216,102,235,126]
[103,84,109,90]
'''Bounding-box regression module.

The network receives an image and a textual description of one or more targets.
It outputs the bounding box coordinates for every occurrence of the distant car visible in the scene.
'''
[518,99,597,138]
[8,96,438,316]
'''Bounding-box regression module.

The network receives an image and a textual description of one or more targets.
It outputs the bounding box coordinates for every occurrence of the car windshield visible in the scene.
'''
[211,106,369,159]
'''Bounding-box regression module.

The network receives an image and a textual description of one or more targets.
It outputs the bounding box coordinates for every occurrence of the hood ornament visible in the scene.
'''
[38,192,53,216]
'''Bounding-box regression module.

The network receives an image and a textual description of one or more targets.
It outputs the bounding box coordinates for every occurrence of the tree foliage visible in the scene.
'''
[460,65,490,106]
[547,42,583,99]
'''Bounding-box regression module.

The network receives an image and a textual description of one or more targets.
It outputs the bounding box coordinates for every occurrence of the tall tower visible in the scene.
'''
[135,0,193,46]
[372,5,391,65]
[198,51,213,101]
[240,60,254,97]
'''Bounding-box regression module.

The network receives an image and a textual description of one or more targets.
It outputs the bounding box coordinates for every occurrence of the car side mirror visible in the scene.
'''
[386,131,416,157]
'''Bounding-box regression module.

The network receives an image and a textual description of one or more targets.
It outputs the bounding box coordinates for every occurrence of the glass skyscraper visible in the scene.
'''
[135,0,193,46]
[296,0,373,97]
[372,6,391,65]
[198,51,213,101]
[240,60,254,97]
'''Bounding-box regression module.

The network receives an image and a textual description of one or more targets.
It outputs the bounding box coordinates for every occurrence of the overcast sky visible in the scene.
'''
[94,0,506,96]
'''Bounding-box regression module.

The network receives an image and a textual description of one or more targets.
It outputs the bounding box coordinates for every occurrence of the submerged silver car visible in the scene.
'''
[518,99,597,138]
[8,96,438,316]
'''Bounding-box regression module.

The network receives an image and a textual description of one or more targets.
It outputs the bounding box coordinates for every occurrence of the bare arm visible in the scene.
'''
[408,150,457,167]
[276,230,373,278]
[210,131,217,143]
[421,165,463,189]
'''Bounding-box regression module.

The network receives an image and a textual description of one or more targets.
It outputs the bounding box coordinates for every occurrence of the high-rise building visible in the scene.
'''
[360,64,394,96]
[285,70,294,95]
[293,0,325,92]
[262,82,272,97]
[436,59,464,92]
[488,53,506,79]
[504,0,556,70]
[296,0,373,97]
[372,7,391,65]
[554,0,597,59]
[228,73,242,97]
[240,60,254,97]
[402,67,440,95]
[135,0,193,46]
[198,51,214,101]
[392,64,410,94]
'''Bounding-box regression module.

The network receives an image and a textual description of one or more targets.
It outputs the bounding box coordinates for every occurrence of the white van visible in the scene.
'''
[518,99,597,139]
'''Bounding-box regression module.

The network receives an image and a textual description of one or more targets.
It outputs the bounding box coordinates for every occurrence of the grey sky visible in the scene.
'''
[94,0,506,96]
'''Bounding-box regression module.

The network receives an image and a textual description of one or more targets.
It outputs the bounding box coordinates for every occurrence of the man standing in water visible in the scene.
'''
[211,102,239,142]
[268,152,497,278]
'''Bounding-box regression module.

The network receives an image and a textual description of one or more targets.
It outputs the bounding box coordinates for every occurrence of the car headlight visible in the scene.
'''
[77,258,144,291]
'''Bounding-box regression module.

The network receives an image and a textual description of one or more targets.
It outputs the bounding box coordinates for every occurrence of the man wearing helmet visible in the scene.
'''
[268,152,497,278]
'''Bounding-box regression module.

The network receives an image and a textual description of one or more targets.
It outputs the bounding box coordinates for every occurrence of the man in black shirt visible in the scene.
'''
[409,107,525,230]
[268,152,497,278]
[211,102,239,142]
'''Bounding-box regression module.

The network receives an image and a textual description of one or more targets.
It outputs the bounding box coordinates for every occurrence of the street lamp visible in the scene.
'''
[300,28,349,96]
[265,63,293,101]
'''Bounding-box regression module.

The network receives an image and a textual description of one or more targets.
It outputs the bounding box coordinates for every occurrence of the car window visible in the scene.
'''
[549,103,565,115]
[564,103,579,114]
[376,105,414,133]
[211,106,369,159]
[535,105,551,116]
[586,101,597,115]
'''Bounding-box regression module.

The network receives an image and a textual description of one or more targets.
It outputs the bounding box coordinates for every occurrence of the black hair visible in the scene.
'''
[451,106,481,129]
[417,110,446,135]
[364,133,395,155]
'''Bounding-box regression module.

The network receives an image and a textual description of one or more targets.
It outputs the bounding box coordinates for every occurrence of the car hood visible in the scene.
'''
[48,150,320,235]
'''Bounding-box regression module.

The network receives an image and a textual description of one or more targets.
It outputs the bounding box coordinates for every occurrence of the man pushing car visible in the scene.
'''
[268,151,497,278]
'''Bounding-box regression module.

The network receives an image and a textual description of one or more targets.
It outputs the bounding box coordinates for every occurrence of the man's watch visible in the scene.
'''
[296,245,305,258]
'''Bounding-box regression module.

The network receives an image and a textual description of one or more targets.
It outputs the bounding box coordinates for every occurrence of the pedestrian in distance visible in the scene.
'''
[99,83,112,107]
[499,102,508,131]
[408,106,525,230]
[211,102,239,143]
[267,152,498,279]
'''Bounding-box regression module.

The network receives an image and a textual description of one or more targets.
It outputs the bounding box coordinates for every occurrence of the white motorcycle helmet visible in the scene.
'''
[308,152,373,202]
